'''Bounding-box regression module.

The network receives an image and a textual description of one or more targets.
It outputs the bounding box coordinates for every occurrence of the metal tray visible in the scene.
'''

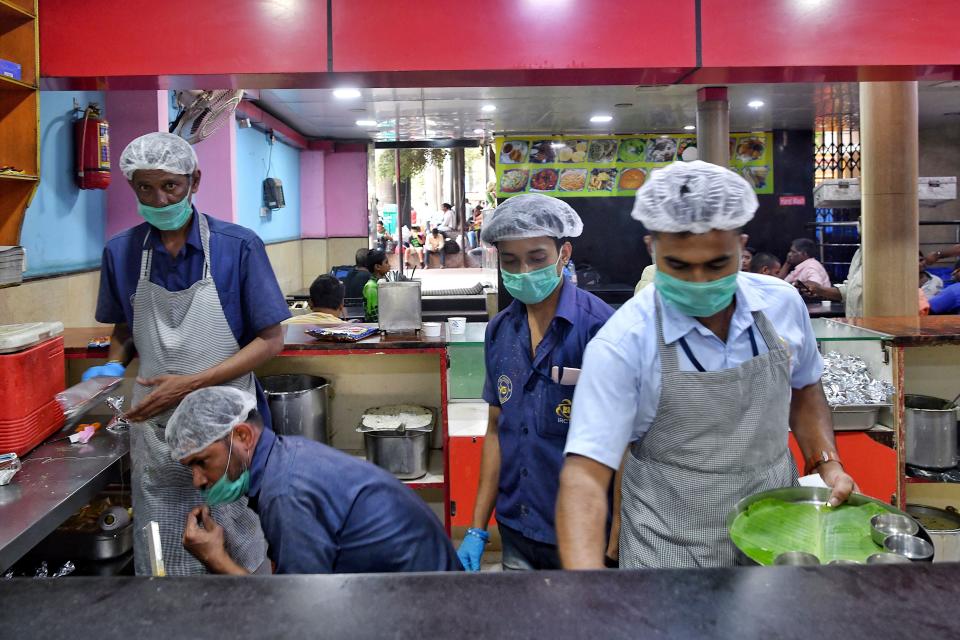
[830,404,888,431]
[726,487,933,565]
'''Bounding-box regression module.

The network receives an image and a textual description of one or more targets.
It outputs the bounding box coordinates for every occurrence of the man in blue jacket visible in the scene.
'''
[167,386,461,574]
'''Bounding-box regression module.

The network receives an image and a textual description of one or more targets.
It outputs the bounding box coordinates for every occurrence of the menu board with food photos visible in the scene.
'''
[495,132,774,198]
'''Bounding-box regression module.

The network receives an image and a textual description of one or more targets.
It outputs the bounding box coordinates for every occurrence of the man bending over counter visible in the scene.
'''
[166,387,462,574]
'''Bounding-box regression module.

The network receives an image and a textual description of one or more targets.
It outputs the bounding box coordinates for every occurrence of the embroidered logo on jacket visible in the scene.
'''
[555,398,572,423]
[498,375,513,404]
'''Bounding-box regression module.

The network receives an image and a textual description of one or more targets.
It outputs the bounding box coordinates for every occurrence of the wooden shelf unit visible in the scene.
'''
[0,0,37,247]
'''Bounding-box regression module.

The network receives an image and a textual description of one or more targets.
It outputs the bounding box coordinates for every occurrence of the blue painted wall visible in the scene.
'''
[21,91,107,277]
[236,125,301,243]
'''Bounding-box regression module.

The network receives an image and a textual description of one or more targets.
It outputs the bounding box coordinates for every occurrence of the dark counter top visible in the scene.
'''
[836,315,960,346]
[62,326,449,357]
[0,564,957,639]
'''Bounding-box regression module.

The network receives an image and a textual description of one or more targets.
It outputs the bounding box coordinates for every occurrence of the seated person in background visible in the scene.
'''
[928,260,960,315]
[749,251,782,277]
[284,275,344,325]
[919,251,944,299]
[170,387,462,575]
[741,246,756,271]
[780,238,831,287]
[424,228,446,269]
[407,225,425,268]
[363,249,390,322]
[342,248,372,300]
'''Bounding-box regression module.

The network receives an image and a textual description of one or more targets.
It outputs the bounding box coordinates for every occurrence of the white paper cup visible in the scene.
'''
[448,317,467,335]
[422,322,442,337]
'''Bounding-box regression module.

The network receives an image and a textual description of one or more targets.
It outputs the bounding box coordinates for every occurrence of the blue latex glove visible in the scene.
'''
[457,527,489,572]
[81,361,126,382]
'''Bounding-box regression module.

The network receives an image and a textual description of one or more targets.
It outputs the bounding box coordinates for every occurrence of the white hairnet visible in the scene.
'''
[119,132,198,181]
[631,160,758,234]
[166,386,257,461]
[480,194,583,244]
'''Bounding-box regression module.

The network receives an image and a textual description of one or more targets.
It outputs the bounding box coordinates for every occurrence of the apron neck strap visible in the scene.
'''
[138,211,211,281]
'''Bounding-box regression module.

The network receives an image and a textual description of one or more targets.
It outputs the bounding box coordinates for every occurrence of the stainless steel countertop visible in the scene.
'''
[0,426,129,573]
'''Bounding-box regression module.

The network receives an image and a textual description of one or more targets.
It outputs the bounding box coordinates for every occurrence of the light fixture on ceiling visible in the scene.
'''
[590,114,613,123]
[349,107,367,113]
[333,88,362,99]
[481,104,497,112]
[473,128,485,134]
[614,103,634,108]
[748,100,765,109]
[355,119,377,127]
[683,124,696,131]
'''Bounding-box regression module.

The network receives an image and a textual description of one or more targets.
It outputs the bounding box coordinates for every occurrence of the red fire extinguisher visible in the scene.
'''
[75,104,111,190]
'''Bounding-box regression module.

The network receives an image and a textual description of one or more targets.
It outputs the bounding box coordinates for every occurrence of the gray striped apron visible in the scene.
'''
[130,212,267,576]
[620,297,797,569]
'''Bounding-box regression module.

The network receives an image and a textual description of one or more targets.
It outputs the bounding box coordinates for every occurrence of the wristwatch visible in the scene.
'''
[804,450,843,476]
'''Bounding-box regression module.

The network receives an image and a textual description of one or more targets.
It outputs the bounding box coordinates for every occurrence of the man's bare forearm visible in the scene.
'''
[556,454,613,569]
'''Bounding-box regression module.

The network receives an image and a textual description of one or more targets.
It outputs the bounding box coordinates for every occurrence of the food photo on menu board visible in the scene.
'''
[495,132,774,197]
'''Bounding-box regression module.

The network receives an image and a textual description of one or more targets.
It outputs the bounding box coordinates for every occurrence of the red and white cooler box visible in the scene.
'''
[0,322,66,456]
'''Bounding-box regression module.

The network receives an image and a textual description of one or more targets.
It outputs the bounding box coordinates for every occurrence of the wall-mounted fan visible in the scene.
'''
[170,90,244,144]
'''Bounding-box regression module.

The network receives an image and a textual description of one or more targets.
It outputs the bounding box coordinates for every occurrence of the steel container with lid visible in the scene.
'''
[357,405,434,480]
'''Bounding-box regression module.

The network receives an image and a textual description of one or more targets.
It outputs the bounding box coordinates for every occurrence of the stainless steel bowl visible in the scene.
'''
[883,533,935,561]
[870,513,920,546]
[867,552,912,565]
[774,551,821,566]
[827,559,862,565]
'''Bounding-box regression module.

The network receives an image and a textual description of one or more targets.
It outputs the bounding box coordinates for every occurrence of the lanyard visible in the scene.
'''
[677,325,759,373]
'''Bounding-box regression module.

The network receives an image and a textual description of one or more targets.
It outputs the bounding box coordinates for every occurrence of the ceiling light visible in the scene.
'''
[748,100,765,109]
[473,128,485,134]
[614,103,634,108]
[355,119,377,127]
[683,124,696,131]
[333,88,362,99]
[590,115,613,123]
[481,104,497,112]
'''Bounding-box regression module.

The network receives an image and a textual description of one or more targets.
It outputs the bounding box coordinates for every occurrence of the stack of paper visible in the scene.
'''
[0,246,25,286]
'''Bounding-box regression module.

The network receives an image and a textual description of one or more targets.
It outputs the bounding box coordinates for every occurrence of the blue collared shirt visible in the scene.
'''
[564,272,824,470]
[95,211,291,423]
[929,282,960,315]
[482,278,614,545]
[248,429,462,574]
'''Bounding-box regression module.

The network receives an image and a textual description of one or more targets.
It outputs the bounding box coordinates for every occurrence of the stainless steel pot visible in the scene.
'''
[906,504,960,563]
[262,374,330,444]
[904,395,958,470]
[362,429,430,480]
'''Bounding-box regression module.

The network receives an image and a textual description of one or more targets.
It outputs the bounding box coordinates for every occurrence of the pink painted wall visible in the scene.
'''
[324,151,368,237]
[104,91,168,239]
[192,120,238,222]
[299,150,326,238]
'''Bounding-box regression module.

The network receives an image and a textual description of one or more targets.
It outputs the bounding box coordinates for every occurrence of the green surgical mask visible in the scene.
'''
[654,269,739,318]
[138,190,193,231]
[502,255,563,305]
[201,434,249,507]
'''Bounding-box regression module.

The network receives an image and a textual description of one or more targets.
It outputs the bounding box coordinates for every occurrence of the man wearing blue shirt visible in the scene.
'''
[82,133,290,576]
[457,194,614,571]
[167,387,461,574]
[556,162,857,569]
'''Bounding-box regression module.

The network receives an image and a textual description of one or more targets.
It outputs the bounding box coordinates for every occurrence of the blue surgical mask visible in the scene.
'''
[654,269,739,318]
[137,190,194,231]
[502,255,563,305]
[201,434,249,507]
